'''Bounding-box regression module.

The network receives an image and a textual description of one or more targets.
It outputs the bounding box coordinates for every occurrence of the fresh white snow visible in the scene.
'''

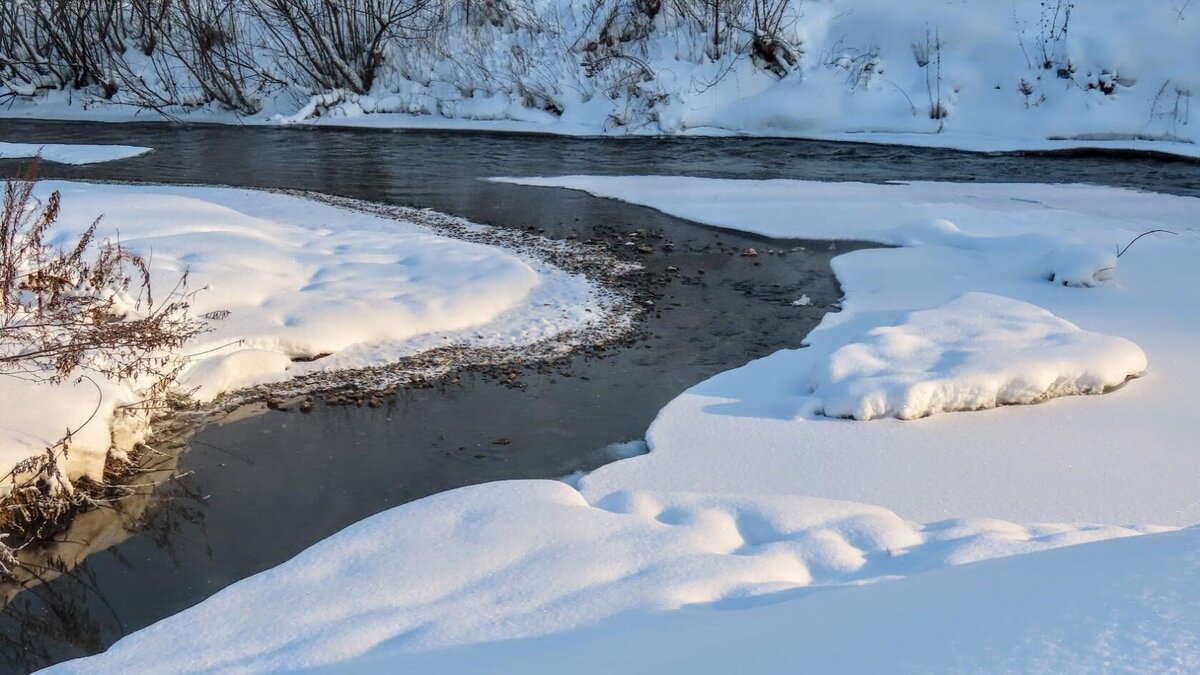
[812,292,1146,421]
[4,1,1197,665]
[374,525,1200,674]
[0,182,609,484]
[0,142,150,165]
[41,480,1170,674]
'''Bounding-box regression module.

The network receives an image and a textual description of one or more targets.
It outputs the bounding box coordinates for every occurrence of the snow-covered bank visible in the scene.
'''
[0,142,150,164]
[503,176,1200,524]
[1,183,617,484]
[379,525,1200,674]
[42,480,1172,674]
[2,0,1198,158]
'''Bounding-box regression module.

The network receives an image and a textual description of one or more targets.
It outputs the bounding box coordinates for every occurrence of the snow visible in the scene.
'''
[375,526,1200,674]
[812,292,1146,421]
[0,182,609,484]
[2,1,1199,158]
[1046,243,1118,287]
[7,0,1197,664]
[0,142,150,165]
[42,480,1171,674]
[0,374,144,485]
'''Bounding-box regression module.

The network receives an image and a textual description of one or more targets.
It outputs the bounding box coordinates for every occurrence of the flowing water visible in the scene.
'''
[0,120,1197,671]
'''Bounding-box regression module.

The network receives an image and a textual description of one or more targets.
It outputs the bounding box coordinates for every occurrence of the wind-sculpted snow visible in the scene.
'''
[44,480,1166,674]
[813,293,1147,420]
[0,142,150,164]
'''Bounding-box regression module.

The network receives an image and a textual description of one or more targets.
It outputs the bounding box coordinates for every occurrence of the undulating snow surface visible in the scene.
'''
[0,142,150,164]
[0,182,607,483]
[49,177,1200,673]
[3,1,1198,157]
[42,481,1171,674]
[372,526,1200,675]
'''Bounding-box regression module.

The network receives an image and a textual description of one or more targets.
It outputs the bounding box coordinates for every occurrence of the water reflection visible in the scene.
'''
[0,449,210,670]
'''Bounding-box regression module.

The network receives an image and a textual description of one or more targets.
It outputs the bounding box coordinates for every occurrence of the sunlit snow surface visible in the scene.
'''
[42,482,1175,674]
[48,177,1200,673]
[812,292,1146,421]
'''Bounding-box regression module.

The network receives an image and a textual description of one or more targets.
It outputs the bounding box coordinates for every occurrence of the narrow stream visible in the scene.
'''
[1,120,1197,671]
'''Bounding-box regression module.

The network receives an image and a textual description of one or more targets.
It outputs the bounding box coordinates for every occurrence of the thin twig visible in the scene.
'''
[1117,229,1178,258]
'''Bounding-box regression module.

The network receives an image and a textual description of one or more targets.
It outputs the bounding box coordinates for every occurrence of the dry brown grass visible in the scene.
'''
[0,164,204,567]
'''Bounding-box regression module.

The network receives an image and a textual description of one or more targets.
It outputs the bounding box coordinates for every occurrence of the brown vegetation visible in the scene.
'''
[0,165,203,565]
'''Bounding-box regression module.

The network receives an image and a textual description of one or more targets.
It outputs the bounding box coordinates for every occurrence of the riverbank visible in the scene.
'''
[2,1,1198,160]
[0,180,631,480]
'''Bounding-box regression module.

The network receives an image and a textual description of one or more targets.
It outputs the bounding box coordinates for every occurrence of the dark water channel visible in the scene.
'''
[0,120,1198,672]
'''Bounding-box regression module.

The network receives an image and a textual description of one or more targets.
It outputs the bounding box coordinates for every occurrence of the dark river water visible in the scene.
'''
[0,120,1197,672]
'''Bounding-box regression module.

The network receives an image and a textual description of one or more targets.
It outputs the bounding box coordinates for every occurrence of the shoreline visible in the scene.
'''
[3,109,1199,163]
[0,186,647,584]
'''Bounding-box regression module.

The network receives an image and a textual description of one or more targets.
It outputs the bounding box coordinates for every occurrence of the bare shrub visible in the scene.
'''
[827,42,881,89]
[1015,0,1074,74]
[918,26,947,125]
[747,0,801,77]
[1036,0,1074,71]
[1147,80,1192,137]
[154,0,265,113]
[578,0,661,50]
[669,0,736,61]
[0,170,202,389]
[0,165,205,561]
[3,0,129,97]
[250,0,435,95]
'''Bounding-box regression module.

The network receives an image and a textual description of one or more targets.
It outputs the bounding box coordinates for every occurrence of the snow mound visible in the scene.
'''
[48,176,1200,671]
[1045,244,1118,287]
[43,480,1162,674]
[177,349,295,400]
[813,293,1147,420]
[0,141,150,164]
